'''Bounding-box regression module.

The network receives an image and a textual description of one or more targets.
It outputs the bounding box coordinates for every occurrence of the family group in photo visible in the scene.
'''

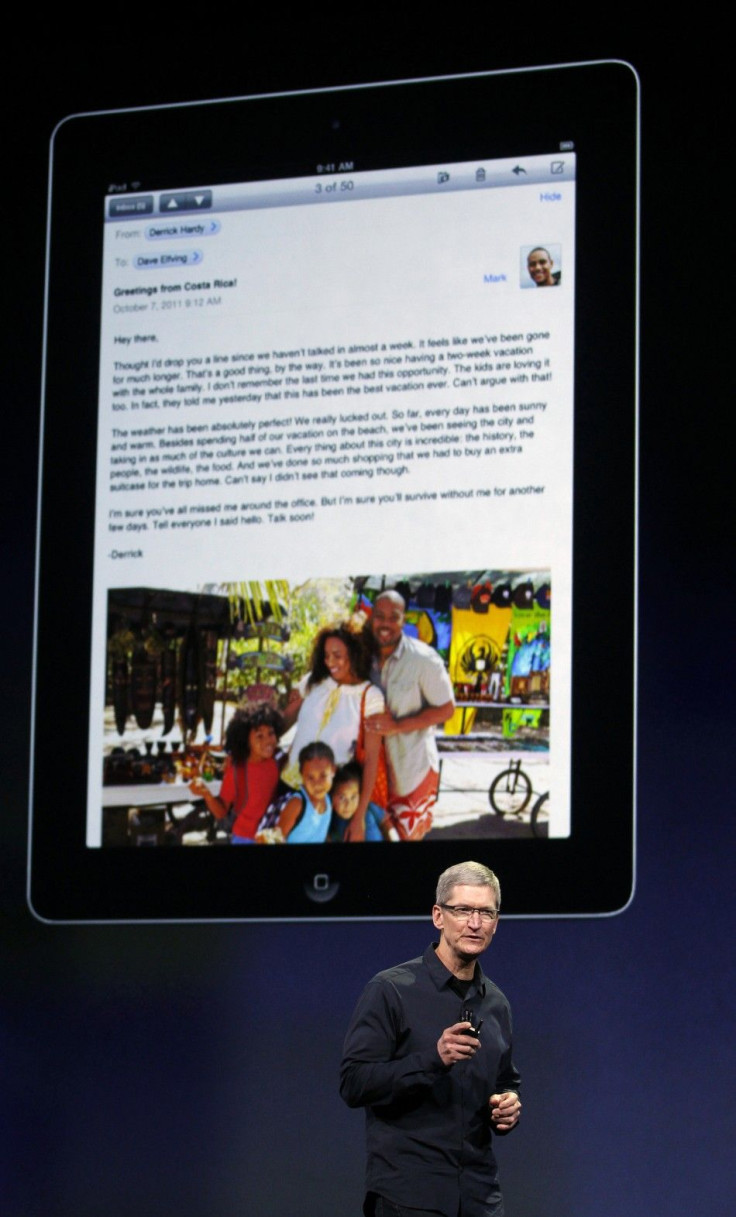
[189,590,455,843]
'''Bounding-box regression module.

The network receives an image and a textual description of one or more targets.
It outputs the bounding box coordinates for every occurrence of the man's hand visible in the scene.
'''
[365,701,455,737]
[437,1022,480,1066]
[364,711,398,735]
[489,1091,521,1132]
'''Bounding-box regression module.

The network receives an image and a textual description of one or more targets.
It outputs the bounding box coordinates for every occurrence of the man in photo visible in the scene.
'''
[526,245,561,286]
[365,590,454,839]
[341,860,521,1216]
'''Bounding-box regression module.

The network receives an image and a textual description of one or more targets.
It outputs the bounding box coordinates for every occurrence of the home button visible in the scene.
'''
[304,873,340,903]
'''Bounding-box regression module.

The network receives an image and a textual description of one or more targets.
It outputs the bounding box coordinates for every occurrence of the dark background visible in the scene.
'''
[3,32,730,1216]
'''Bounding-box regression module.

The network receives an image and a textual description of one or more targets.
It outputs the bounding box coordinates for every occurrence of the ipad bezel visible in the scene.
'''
[30,61,638,921]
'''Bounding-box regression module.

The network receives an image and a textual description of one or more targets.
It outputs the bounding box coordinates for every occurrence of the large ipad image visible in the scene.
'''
[30,62,638,920]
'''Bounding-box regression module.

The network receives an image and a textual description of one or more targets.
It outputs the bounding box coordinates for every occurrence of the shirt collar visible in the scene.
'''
[424,942,487,996]
[384,633,408,664]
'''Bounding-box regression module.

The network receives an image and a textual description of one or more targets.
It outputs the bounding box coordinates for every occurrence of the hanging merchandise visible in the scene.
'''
[416,582,436,608]
[112,656,129,736]
[470,582,493,614]
[449,605,511,702]
[506,600,551,703]
[434,582,452,614]
[130,642,157,730]
[404,607,436,649]
[179,626,200,734]
[536,582,551,610]
[452,583,473,609]
[502,708,543,738]
[198,627,219,734]
[160,627,177,735]
[107,622,135,736]
[491,582,512,608]
[512,581,535,609]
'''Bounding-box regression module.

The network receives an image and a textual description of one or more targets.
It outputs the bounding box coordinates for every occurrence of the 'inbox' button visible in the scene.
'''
[109,195,154,217]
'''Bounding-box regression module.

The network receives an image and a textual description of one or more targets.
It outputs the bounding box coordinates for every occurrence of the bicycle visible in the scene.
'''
[435,754,548,837]
[488,758,533,816]
[530,791,549,838]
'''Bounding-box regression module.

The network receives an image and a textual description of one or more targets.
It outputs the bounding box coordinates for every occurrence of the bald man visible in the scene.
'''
[365,590,454,839]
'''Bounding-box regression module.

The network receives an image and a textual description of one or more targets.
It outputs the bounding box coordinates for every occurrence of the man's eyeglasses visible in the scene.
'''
[440,904,499,924]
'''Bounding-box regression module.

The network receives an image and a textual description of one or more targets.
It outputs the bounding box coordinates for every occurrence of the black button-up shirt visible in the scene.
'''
[340,944,520,1217]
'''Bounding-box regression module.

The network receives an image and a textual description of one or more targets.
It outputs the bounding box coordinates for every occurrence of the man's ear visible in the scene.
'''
[431,904,444,932]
